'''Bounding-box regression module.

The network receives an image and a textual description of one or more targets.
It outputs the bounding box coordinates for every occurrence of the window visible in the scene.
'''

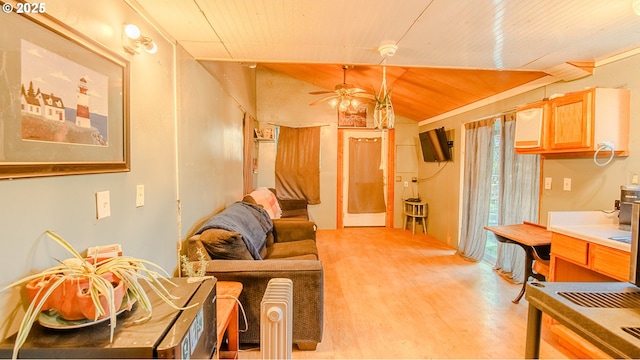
[485,119,502,263]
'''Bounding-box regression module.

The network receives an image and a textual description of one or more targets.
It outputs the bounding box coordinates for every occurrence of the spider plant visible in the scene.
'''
[373,87,392,107]
[1,230,194,360]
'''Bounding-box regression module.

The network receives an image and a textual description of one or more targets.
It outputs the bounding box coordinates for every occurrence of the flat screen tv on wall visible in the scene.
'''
[419,127,452,162]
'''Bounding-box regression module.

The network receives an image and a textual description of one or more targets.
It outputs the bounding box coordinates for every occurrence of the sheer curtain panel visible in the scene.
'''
[458,119,496,261]
[494,115,541,283]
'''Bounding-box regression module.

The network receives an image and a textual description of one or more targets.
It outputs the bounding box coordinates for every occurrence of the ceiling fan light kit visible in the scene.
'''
[309,65,373,112]
[309,41,399,127]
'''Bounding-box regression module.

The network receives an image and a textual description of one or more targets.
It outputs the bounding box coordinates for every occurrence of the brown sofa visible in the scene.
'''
[243,188,309,220]
[182,201,323,350]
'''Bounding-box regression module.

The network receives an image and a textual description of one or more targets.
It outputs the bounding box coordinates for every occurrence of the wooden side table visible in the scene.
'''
[216,281,243,360]
[403,200,428,234]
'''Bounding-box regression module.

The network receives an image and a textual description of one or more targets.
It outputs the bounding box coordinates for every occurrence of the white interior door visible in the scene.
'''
[342,129,388,227]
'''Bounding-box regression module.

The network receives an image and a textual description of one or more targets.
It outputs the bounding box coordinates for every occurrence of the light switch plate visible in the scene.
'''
[96,191,111,219]
[544,177,552,190]
[563,178,572,191]
[136,185,144,207]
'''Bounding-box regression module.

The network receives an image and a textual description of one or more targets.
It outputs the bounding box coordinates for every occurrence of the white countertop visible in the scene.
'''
[547,211,631,252]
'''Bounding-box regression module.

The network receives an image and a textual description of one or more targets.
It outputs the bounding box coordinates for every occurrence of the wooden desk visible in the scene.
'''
[484,222,552,303]
[216,281,243,360]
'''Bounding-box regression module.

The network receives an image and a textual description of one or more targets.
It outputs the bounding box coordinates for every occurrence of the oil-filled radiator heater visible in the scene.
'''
[260,278,293,360]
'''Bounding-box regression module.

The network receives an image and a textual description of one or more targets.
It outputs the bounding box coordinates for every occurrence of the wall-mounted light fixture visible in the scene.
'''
[634,0,640,15]
[122,24,157,55]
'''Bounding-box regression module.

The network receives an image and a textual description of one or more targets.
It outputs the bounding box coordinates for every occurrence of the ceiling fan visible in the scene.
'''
[309,65,374,111]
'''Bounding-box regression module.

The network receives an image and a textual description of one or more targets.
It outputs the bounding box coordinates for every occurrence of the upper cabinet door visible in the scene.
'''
[514,87,629,157]
[548,90,592,150]
[515,103,546,152]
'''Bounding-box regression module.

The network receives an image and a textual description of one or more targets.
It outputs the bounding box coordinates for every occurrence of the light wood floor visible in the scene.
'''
[240,227,570,359]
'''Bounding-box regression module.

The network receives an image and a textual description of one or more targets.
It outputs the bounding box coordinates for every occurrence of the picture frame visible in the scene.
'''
[0,4,130,179]
[338,107,367,127]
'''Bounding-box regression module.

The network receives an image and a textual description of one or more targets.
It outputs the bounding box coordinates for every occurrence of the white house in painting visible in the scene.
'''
[20,92,41,117]
[40,93,66,121]
[20,83,66,122]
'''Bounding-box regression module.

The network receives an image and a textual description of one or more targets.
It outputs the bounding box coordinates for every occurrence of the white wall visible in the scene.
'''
[177,54,254,236]
[0,1,253,336]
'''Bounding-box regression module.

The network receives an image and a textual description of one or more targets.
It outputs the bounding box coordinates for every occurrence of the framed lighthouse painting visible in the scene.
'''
[0,5,130,179]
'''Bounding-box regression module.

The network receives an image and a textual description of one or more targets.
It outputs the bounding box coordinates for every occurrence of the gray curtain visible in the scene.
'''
[494,115,541,283]
[457,118,496,261]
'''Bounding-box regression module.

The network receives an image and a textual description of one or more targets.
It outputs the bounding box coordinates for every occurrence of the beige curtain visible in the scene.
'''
[347,137,386,214]
[243,113,255,195]
[275,126,321,204]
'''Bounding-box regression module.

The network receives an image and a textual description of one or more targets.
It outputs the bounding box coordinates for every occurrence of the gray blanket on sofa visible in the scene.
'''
[195,201,273,259]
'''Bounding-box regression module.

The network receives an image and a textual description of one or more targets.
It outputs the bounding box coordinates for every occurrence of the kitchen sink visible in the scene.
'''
[609,235,632,243]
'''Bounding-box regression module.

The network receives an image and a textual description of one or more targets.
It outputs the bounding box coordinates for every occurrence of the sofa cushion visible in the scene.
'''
[200,229,253,260]
[281,208,309,220]
[266,239,318,260]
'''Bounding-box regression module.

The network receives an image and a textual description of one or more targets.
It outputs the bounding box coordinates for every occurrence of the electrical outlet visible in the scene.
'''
[136,185,144,207]
[563,178,572,191]
[96,191,111,219]
[544,177,552,190]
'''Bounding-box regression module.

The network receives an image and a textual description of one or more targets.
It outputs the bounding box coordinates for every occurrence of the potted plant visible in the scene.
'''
[373,87,395,129]
[1,230,192,360]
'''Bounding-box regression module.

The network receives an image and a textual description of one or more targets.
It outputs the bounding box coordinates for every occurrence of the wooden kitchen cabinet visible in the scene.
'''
[548,89,592,150]
[549,232,630,282]
[515,87,630,156]
[514,101,547,152]
[589,243,630,281]
[548,231,632,358]
[550,233,588,266]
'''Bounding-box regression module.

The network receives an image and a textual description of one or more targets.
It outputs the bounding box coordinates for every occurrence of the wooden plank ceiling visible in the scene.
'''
[262,63,547,121]
[135,0,640,121]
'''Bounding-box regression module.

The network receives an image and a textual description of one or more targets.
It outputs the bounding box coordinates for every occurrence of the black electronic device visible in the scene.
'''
[419,127,452,163]
[0,278,217,359]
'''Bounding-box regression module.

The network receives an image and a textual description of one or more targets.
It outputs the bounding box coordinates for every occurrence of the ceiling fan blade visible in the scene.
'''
[309,95,338,106]
[350,88,369,93]
[353,93,375,100]
[309,91,335,95]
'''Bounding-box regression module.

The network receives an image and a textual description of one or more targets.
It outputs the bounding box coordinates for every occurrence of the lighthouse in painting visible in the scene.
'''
[76,77,91,128]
